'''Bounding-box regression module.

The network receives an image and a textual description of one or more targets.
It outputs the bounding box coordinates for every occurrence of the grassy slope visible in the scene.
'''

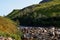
[7,0,60,17]
[7,0,60,27]
[0,16,21,40]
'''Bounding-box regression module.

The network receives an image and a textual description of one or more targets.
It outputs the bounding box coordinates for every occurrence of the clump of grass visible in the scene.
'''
[0,16,21,40]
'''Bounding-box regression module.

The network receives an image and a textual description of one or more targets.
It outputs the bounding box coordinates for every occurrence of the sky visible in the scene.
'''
[0,0,42,16]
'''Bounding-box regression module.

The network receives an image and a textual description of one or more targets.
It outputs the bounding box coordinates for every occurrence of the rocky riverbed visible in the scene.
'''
[20,27,60,40]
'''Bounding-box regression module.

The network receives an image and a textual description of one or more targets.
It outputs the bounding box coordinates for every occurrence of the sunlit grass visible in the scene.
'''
[0,16,21,40]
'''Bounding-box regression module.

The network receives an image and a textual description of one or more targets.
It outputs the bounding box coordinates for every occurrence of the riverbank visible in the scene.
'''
[20,27,60,40]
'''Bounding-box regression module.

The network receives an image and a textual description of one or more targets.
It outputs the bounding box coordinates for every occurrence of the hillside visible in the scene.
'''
[7,0,60,27]
[0,16,21,40]
[39,0,52,3]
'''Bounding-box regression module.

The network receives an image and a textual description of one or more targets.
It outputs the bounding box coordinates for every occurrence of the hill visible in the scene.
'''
[39,0,52,3]
[7,0,60,27]
[0,16,21,40]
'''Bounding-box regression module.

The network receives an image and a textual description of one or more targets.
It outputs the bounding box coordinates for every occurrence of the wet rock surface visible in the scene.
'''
[20,27,60,40]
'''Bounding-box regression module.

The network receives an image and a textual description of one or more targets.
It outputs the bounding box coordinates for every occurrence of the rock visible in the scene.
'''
[7,37,13,40]
[20,27,60,40]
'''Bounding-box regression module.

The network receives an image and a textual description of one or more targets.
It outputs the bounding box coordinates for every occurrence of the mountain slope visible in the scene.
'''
[0,16,21,40]
[7,0,60,27]
[39,0,52,3]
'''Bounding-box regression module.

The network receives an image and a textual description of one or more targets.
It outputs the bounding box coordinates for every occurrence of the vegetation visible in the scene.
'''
[0,16,21,40]
[39,0,52,3]
[7,0,60,27]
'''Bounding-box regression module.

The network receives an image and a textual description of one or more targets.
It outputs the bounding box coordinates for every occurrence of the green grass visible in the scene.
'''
[0,16,21,40]
[7,0,60,27]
